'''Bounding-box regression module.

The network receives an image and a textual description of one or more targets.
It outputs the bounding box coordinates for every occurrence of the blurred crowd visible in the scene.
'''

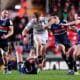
[51,0,79,20]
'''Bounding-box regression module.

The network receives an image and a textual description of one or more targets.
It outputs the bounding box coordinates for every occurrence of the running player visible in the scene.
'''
[43,13,75,75]
[61,12,80,58]
[22,12,48,70]
[0,10,14,74]
[61,11,80,75]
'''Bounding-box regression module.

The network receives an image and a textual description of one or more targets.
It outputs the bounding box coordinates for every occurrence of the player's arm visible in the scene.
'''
[43,18,56,29]
[22,19,34,37]
[7,25,14,38]
[68,25,77,32]
[8,20,14,37]
[2,20,14,39]
[76,20,80,24]
[61,20,80,26]
[22,27,28,37]
[61,21,76,26]
[70,20,80,32]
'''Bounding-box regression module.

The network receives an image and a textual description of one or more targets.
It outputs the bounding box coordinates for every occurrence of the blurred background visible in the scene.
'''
[0,0,80,70]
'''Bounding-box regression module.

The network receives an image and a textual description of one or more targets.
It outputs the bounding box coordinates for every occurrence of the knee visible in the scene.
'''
[58,44,65,51]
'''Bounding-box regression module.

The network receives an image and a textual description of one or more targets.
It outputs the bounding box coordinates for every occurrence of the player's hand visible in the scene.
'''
[59,23,64,26]
[1,34,8,39]
[60,23,68,26]
[22,31,27,38]
[42,25,46,30]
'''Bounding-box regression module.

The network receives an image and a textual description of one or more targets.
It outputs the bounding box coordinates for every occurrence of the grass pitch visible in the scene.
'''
[0,70,80,80]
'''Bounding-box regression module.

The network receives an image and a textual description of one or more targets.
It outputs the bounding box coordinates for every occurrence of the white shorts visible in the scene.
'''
[34,31,48,45]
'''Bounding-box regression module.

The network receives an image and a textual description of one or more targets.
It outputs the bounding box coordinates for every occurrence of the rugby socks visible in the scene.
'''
[8,64,12,71]
[17,62,27,74]
[4,64,9,74]
[73,60,77,72]
[68,56,77,72]
[8,62,14,72]
[61,54,73,71]
[68,56,74,70]
[17,62,23,73]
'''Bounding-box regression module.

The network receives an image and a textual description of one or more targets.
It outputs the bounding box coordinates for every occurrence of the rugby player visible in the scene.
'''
[0,10,14,74]
[22,12,49,70]
[43,13,75,75]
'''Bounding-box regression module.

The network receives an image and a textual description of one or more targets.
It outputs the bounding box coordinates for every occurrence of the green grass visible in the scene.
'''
[0,70,80,80]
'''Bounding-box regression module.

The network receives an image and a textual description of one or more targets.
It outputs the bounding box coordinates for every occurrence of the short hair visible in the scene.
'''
[1,9,9,14]
[34,12,40,18]
[50,12,58,16]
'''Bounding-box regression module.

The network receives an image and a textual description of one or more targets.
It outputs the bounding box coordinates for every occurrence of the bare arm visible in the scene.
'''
[6,25,14,38]
[1,20,14,39]
[61,21,76,26]
[61,20,80,26]
[22,19,34,36]
[43,18,56,29]
[22,28,29,37]
[76,20,80,24]
[7,20,14,38]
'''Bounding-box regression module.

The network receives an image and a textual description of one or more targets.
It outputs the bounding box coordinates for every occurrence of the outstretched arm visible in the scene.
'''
[43,18,56,29]
[61,21,76,26]
[61,20,80,26]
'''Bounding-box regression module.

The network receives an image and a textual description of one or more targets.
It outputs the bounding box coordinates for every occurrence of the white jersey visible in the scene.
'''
[25,17,48,44]
[25,17,48,34]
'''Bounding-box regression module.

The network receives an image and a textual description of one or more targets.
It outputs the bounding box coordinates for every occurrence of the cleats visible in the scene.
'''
[68,70,74,75]
[3,69,12,74]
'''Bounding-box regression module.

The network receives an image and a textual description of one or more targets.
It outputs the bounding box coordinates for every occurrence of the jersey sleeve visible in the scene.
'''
[9,20,13,27]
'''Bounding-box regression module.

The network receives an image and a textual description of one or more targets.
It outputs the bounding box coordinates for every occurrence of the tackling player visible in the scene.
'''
[22,12,48,70]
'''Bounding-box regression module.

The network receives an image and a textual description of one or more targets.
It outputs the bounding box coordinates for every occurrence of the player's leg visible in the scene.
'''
[58,43,74,74]
[34,34,41,57]
[66,45,78,75]
[72,44,80,75]
[15,46,24,73]
[60,33,75,74]
[38,33,48,70]
[34,34,46,70]
[0,41,11,74]
[34,36,43,70]
[0,48,10,74]
[26,48,37,74]
[75,44,80,58]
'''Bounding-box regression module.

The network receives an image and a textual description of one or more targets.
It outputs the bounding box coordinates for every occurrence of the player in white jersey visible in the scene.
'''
[22,12,48,70]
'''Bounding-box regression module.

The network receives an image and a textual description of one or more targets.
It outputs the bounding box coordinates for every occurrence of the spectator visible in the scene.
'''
[68,4,76,21]
[62,8,69,20]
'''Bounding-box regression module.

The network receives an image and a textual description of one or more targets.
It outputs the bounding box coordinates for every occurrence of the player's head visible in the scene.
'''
[50,13,58,16]
[50,13,59,19]
[33,12,41,22]
[74,11,80,20]
[1,10,9,19]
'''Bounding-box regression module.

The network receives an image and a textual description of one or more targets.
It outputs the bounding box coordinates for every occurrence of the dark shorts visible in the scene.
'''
[0,39,8,52]
[54,33,71,49]
[77,30,80,44]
